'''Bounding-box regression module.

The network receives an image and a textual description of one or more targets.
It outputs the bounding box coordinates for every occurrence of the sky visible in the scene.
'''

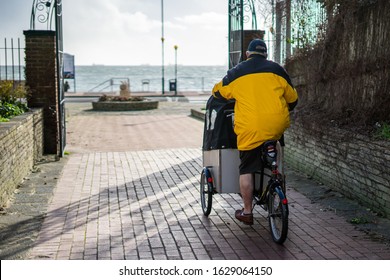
[0,0,229,66]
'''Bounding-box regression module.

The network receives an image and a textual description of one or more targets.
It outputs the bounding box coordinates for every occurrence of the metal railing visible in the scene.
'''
[84,76,220,93]
[0,38,25,83]
[87,77,130,92]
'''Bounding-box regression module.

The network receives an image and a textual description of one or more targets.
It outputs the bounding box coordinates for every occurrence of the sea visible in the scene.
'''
[65,65,228,93]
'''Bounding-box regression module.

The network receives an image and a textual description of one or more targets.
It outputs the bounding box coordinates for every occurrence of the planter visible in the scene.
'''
[92,100,159,111]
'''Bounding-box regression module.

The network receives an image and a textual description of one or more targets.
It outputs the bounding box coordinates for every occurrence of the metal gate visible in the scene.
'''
[30,0,66,156]
[55,1,66,157]
[228,0,263,68]
[229,0,244,68]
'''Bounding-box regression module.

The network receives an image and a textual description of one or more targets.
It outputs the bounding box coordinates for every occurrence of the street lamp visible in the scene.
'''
[174,45,178,96]
[161,0,165,95]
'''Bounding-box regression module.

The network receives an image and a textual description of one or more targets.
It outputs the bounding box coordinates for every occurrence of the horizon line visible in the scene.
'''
[76,64,228,67]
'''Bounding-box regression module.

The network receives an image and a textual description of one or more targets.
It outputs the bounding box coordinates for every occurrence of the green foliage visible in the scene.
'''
[350,216,369,224]
[0,101,28,121]
[375,122,390,140]
[0,80,27,102]
[0,80,13,101]
[0,81,29,122]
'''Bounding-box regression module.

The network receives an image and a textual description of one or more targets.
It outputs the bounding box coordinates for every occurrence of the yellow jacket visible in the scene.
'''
[212,55,298,151]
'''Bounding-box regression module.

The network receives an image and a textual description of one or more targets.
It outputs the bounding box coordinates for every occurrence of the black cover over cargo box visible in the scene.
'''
[202,96,237,150]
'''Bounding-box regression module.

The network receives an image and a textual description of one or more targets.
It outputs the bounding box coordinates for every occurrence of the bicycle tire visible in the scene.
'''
[200,167,213,216]
[268,184,288,244]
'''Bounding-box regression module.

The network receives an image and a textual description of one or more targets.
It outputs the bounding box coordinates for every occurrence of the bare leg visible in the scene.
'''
[239,173,254,214]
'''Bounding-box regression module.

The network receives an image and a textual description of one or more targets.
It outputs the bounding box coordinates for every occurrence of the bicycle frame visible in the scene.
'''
[253,157,286,209]
[252,140,289,243]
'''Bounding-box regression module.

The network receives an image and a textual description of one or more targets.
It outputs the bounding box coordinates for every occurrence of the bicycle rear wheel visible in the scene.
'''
[200,167,213,216]
[268,185,288,244]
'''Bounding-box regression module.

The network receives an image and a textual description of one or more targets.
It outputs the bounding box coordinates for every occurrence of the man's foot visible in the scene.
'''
[235,209,253,225]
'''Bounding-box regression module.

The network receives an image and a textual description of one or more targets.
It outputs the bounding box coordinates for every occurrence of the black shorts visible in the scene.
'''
[239,145,263,175]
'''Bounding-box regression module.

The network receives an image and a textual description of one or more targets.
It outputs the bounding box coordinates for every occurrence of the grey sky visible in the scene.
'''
[0,0,229,65]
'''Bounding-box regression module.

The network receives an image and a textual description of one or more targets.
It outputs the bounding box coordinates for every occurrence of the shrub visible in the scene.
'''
[0,80,27,102]
[98,94,144,102]
[0,81,29,122]
[0,101,28,118]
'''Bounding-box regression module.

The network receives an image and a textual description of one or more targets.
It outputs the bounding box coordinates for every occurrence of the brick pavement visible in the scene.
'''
[3,101,390,260]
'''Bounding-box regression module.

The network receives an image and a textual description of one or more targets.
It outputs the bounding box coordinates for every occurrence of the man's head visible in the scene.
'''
[246,39,267,58]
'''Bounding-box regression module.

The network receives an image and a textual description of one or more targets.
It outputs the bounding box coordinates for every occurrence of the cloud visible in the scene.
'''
[161,12,227,65]
[122,11,161,33]
[0,0,230,65]
[56,0,228,65]
[175,12,226,30]
[62,2,164,64]
[0,1,32,39]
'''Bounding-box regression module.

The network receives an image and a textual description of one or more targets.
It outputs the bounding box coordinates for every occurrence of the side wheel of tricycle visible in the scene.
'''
[200,167,213,216]
[268,185,289,244]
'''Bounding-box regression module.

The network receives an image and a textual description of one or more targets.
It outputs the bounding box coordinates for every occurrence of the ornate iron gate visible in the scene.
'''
[229,0,244,68]
[228,0,263,68]
[30,0,66,156]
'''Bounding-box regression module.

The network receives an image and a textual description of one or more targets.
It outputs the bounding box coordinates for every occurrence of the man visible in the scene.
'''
[212,39,298,225]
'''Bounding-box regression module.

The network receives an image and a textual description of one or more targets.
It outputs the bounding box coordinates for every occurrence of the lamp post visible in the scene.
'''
[161,0,165,94]
[174,45,178,96]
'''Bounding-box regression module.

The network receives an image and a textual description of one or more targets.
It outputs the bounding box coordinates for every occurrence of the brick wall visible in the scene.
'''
[285,122,390,217]
[0,109,44,207]
[24,30,59,155]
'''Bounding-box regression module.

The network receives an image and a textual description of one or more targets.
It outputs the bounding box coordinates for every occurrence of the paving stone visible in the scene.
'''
[0,101,389,260]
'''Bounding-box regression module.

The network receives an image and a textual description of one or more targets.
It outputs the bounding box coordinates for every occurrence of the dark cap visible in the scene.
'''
[247,39,267,57]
